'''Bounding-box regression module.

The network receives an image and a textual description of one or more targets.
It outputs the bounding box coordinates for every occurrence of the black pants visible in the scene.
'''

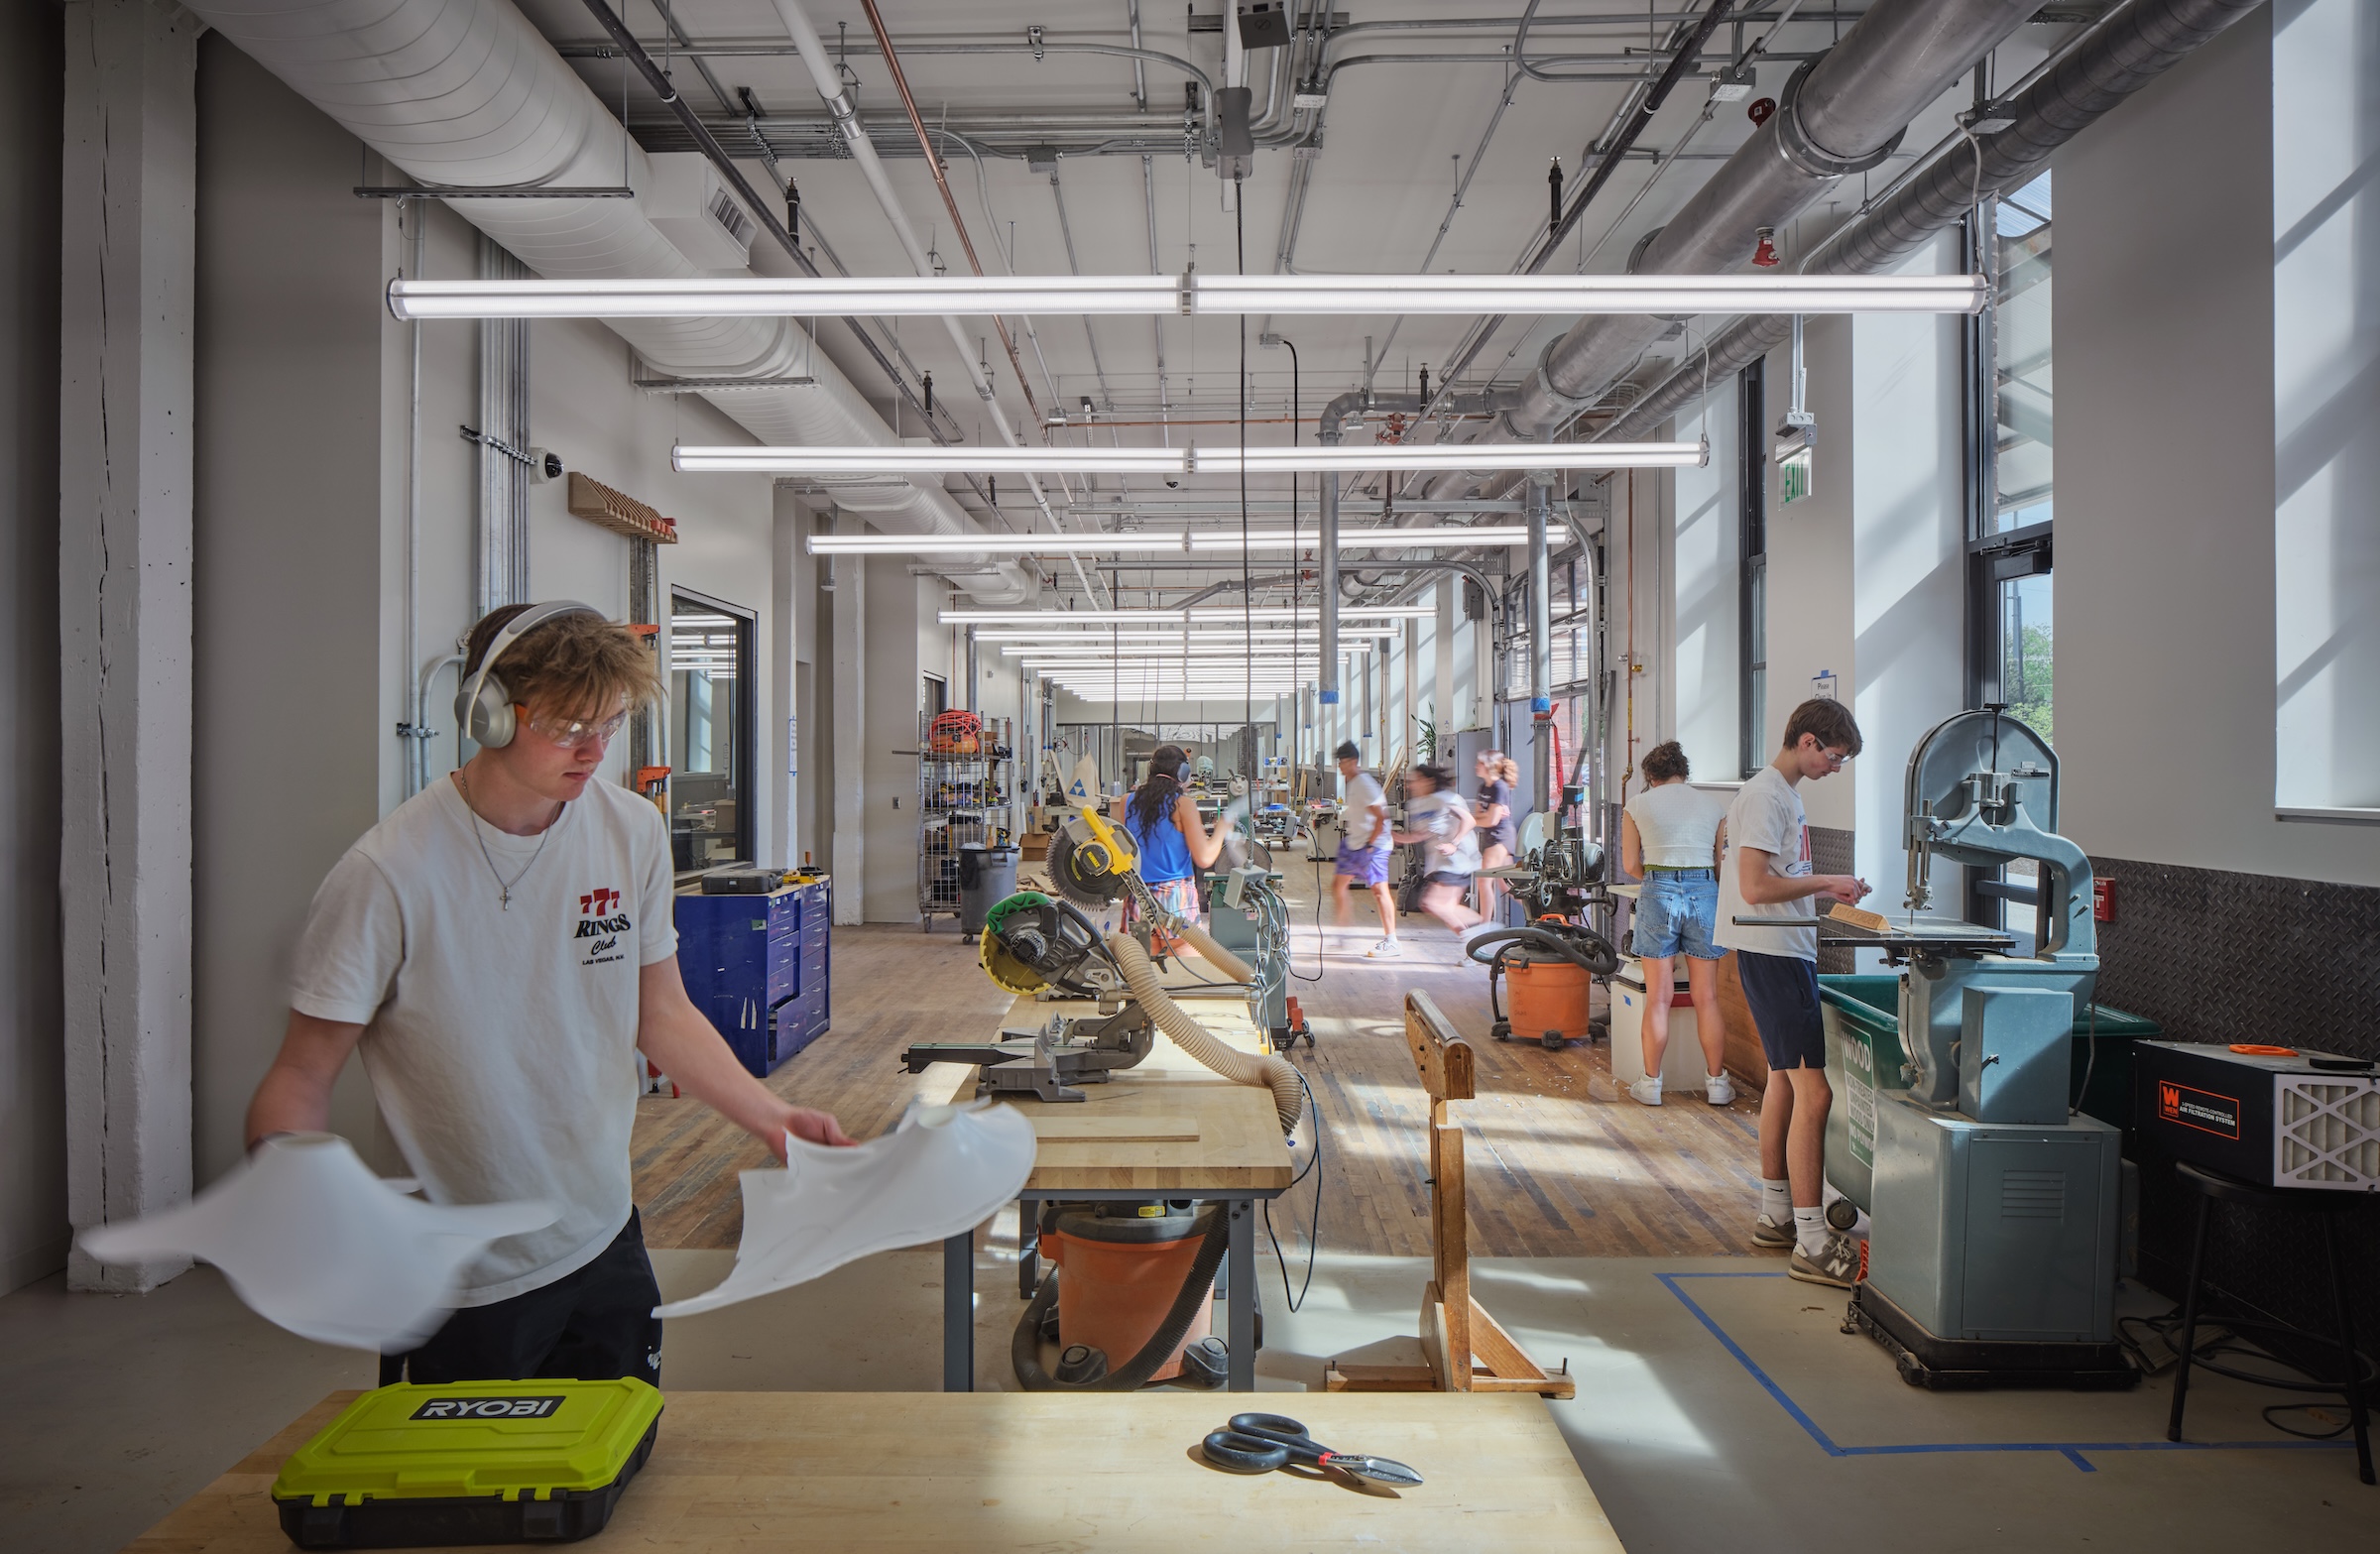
[384,1209,663,1386]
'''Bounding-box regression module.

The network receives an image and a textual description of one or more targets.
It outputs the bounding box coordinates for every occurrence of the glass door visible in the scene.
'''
[669,590,756,872]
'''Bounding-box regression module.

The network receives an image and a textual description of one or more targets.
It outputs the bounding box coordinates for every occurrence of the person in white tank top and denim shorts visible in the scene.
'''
[1619,742,1731,1109]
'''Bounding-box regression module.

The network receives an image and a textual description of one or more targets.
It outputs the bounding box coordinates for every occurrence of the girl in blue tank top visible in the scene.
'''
[1122,744,1236,946]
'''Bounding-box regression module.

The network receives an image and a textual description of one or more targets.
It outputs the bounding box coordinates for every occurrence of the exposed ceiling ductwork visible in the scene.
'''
[1595,0,2272,443]
[1434,0,2043,481]
[182,0,1037,605]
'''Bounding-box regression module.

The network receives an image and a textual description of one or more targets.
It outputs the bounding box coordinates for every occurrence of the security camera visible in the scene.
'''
[529,447,563,483]
[1165,478,1180,488]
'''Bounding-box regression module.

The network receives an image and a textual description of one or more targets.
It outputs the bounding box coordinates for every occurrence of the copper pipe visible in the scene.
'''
[860,0,1040,424]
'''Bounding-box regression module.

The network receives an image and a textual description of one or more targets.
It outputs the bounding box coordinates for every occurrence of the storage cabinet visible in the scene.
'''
[673,879,832,1076]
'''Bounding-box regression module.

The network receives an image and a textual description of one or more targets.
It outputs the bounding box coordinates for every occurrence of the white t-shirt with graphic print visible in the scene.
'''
[289,776,678,1306]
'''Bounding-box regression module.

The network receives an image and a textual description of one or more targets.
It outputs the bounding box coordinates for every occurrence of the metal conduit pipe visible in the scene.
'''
[1525,478,1555,817]
[186,0,1037,605]
[766,0,1105,607]
[1406,0,2037,507]
[1594,0,2271,445]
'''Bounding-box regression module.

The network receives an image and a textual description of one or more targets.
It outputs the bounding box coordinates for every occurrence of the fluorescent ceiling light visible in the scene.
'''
[942,606,1435,625]
[978,628,1392,644]
[392,272,1986,321]
[1198,443,1701,474]
[679,445,1180,476]
[805,526,1534,556]
[684,443,1702,479]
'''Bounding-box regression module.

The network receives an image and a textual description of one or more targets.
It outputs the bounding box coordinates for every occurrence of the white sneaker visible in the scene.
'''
[1366,937,1402,959]
[1705,1071,1735,1106]
[1627,1078,1663,1107]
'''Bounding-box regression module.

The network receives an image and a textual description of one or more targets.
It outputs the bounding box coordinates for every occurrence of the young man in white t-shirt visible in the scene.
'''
[244,603,853,1384]
[1329,741,1401,957]
[1714,698,1871,1288]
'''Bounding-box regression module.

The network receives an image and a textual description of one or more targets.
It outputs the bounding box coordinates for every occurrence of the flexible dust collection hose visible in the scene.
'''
[1108,931,1304,1134]
[1174,919,1255,984]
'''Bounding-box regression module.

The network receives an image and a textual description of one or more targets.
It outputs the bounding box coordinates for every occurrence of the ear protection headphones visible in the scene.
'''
[454,600,604,749]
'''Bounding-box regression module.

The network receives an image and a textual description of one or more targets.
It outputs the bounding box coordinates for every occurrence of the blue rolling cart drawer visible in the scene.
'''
[673,882,831,1077]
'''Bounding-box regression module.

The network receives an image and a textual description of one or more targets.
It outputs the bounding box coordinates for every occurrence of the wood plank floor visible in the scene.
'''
[632,867,1771,1260]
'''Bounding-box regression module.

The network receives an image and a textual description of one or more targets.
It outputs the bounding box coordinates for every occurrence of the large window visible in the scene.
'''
[1965,172,2058,942]
[669,589,755,871]
[1739,358,1769,776]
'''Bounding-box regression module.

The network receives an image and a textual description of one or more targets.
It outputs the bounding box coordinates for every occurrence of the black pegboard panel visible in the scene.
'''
[1811,826,1856,975]
[2091,855,2380,1379]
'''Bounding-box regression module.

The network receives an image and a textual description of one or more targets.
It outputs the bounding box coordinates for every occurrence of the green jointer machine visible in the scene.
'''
[271,1378,662,1547]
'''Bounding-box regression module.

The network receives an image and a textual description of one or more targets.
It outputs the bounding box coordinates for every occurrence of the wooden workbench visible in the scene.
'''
[127,1389,1623,1553]
[913,986,1296,1391]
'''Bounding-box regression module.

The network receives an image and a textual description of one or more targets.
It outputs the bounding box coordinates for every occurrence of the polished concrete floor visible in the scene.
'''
[6,1213,2368,1552]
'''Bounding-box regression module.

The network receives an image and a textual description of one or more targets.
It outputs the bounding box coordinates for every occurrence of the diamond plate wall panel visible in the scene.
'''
[1811,826,1856,975]
[2091,855,2380,1376]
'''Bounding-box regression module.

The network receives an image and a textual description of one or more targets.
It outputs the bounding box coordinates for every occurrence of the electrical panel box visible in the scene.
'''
[643,153,756,271]
[2134,1040,2378,1191]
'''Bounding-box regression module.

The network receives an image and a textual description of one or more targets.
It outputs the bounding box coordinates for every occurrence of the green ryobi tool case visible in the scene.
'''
[271,1377,663,1548]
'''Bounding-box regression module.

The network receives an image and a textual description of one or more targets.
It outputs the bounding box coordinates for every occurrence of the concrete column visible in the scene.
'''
[1435,579,1455,752]
[829,523,866,923]
[1400,619,1415,762]
[771,489,801,871]
[1527,477,1554,816]
[60,0,199,1292]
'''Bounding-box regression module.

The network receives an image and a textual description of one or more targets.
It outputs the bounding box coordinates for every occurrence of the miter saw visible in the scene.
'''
[901,806,1260,1102]
[898,891,1157,1102]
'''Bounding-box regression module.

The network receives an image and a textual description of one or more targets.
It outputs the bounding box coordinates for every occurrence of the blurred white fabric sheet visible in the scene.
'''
[654,1101,1036,1318]
[77,1134,555,1352]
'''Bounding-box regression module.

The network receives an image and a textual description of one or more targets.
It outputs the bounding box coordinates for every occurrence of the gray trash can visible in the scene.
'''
[957,842,1019,939]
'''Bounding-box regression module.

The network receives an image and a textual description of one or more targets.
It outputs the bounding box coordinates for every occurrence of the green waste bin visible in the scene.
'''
[1817,975,2161,1213]
[1818,977,1907,1214]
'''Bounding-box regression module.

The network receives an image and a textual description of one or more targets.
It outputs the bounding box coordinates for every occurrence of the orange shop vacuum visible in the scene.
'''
[1013,1202,1236,1389]
[1468,919,1621,1051]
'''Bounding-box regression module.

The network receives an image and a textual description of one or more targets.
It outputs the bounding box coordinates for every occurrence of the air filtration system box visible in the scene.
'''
[271,1377,663,1547]
[2133,1040,2378,1192]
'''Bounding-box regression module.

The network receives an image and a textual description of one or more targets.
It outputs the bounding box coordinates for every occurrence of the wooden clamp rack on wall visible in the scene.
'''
[1325,989,1575,1398]
[566,471,678,543]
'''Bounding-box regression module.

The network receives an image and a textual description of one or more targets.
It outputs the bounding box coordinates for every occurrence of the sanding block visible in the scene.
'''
[272,1377,662,1547]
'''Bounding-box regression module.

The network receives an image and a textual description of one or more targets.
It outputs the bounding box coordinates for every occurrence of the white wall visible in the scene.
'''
[1849,241,1968,898]
[2060,8,2380,885]
[1756,317,1857,834]
[1671,378,1739,781]
[188,39,791,1184]
[2272,0,2380,816]
[0,0,65,1294]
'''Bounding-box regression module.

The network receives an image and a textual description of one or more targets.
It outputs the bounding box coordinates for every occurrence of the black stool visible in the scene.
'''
[2165,1159,2373,1484]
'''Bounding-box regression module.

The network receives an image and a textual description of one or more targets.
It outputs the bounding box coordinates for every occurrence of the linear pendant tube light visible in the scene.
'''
[678,445,1184,476]
[805,525,1533,556]
[678,442,1701,478]
[390,272,1986,321]
[940,606,1437,624]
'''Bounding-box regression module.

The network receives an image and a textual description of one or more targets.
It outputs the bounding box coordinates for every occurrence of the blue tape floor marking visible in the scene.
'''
[1657,1271,2351,1474]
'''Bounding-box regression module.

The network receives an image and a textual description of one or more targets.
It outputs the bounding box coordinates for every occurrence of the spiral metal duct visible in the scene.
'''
[184,0,1035,603]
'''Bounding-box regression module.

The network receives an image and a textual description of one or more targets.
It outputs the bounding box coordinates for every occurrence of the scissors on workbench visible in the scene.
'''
[1200,1412,1424,1487]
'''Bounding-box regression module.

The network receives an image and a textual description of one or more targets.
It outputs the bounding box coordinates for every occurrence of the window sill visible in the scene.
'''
[2276,806,2380,827]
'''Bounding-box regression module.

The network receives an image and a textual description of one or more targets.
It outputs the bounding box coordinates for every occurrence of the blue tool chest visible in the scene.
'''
[672,879,831,1076]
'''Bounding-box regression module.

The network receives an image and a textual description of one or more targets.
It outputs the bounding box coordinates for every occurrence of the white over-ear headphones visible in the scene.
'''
[453,600,604,749]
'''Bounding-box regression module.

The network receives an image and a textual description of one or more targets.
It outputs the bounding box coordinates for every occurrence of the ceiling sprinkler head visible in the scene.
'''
[1752,227,1781,269]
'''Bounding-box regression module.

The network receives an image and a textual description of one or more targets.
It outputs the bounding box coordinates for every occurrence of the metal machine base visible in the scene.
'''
[1847,1281,2139,1392]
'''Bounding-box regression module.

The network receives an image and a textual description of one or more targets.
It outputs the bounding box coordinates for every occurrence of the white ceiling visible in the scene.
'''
[509,1,2073,600]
